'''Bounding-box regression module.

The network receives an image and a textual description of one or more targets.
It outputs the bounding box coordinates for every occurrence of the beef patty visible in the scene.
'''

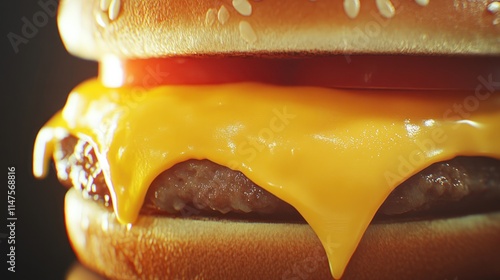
[54,136,500,222]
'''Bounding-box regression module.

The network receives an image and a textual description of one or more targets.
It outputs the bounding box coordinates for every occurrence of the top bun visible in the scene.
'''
[58,0,500,60]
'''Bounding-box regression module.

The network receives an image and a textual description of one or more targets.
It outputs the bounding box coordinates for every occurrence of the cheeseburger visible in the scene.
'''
[34,0,500,279]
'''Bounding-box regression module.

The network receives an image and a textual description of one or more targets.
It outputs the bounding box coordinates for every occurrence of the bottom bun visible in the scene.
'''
[65,188,500,280]
[66,262,104,280]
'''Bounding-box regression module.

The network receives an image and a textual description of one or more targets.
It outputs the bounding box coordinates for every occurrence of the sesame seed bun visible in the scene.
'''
[58,0,500,60]
[65,189,500,279]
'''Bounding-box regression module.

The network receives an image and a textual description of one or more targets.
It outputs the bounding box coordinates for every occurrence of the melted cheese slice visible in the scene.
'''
[34,79,500,279]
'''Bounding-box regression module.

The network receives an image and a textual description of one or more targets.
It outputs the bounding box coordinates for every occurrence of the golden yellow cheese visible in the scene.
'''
[33,79,500,279]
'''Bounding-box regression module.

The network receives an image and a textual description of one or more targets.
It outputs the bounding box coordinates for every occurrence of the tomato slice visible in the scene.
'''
[99,55,500,90]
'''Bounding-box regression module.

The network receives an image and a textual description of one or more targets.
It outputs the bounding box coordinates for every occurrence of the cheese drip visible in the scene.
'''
[33,80,500,279]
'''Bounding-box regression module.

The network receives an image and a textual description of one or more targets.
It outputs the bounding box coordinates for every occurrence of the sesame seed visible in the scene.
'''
[239,20,257,43]
[95,10,110,27]
[109,0,121,21]
[100,0,111,11]
[218,5,230,25]
[232,0,252,16]
[376,0,395,18]
[415,0,429,7]
[488,2,500,13]
[205,8,217,26]
[343,0,360,19]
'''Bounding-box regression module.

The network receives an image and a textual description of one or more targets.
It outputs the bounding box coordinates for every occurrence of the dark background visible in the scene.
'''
[2,0,96,279]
